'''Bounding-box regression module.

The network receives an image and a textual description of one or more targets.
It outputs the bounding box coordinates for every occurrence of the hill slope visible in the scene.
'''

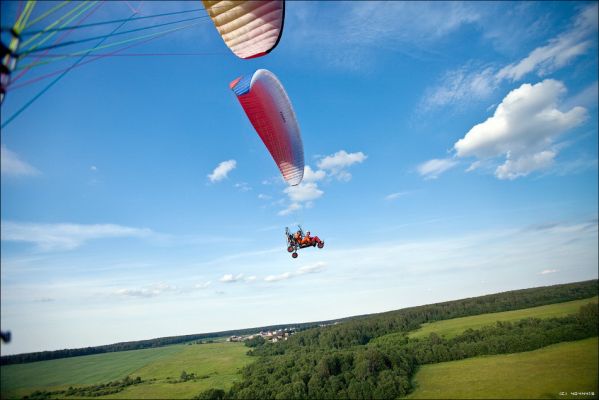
[408,337,598,399]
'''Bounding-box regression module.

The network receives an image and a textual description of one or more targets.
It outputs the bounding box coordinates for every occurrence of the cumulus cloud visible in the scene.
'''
[417,158,458,179]
[454,79,587,179]
[1,221,154,251]
[495,151,556,180]
[284,182,324,203]
[208,160,236,183]
[302,165,326,183]
[278,152,365,216]
[317,150,367,181]
[1,145,39,177]
[278,167,325,216]
[279,181,323,215]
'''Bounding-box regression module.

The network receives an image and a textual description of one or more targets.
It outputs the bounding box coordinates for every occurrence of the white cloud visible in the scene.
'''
[1,145,39,177]
[420,4,598,111]
[278,202,302,217]
[219,273,244,283]
[264,272,292,282]
[258,194,272,200]
[417,158,458,179]
[265,262,327,282]
[1,221,154,251]
[497,3,598,82]
[466,160,483,172]
[90,165,97,171]
[283,182,324,203]
[302,165,326,183]
[207,160,236,183]
[454,79,587,179]
[277,152,365,216]
[116,282,177,298]
[317,150,367,180]
[540,269,559,275]
[279,181,323,216]
[421,65,496,110]
[495,150,556,180]
[277,203,303,217]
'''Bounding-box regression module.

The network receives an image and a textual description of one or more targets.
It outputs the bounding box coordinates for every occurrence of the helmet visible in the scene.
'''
[307,231,311,235]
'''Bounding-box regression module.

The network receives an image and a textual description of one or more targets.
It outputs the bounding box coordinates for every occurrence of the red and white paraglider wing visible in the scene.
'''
[230,69,304,186]
[202,0,285,59]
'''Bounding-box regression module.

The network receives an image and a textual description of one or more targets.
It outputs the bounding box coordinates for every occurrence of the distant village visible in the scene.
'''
[227,322,341,344]
[227,327,297,343]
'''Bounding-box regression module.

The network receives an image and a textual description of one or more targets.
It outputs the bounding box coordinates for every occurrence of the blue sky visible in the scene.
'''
[1,1,597,355]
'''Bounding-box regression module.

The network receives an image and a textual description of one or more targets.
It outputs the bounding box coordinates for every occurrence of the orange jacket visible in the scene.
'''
[301,233,312,245]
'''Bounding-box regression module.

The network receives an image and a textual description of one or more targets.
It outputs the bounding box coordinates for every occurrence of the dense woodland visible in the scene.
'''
[196,280,598,400]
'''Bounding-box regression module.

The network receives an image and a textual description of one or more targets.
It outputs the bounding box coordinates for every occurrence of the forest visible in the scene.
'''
[197,280,598,399]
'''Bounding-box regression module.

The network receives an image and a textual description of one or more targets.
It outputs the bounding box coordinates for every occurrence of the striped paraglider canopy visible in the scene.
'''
[230,69,304,186]
[202,0,285,59]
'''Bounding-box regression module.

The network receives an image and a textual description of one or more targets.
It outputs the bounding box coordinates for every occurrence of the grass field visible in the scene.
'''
[408,337,598,399]
[1,342,251,399]
[409,296,598,339]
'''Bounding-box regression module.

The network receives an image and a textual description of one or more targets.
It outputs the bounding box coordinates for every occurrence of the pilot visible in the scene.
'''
[301,231,312,246]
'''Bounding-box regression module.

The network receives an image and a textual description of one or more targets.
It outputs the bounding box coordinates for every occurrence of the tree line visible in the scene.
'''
[22,376,144,399]
[0,321,343,365]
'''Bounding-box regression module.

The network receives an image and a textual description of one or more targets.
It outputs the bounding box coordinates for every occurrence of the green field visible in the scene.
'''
[1,342,251,399]
[408,337,598,399]
[409,296,598,339]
